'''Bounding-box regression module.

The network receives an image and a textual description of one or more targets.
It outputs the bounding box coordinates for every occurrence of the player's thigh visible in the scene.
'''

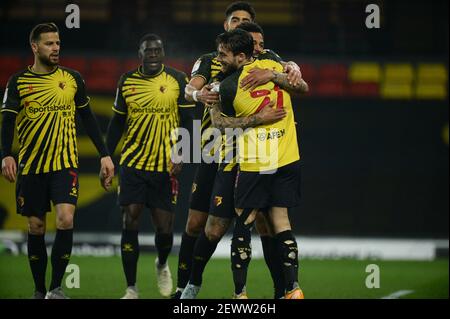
[234,169,270,211]
[147,172,177,214]
[270,161,301,208]
[118,166,148,206]
[209,168,237,221]
[50,168,79,207]
[16,172,51,219]
[189,162,218,213]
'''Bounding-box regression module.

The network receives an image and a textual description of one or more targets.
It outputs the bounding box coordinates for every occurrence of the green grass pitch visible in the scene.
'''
[0,254,448,299]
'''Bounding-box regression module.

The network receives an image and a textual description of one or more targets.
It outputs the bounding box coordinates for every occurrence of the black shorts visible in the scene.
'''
[118,166,178,212]
[209,166,238,219]
[16,168,79,217]
[189,162,218,213]
[235,161,301,209]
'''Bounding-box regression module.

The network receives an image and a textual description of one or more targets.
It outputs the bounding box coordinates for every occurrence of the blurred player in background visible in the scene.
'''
[173,1,303,299]
[105,34,196,299]
[181,27,306,299]
[0,22,114,299]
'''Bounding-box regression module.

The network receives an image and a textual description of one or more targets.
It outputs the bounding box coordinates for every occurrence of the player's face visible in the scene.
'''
[217,44,240,75]
[32,32,60,66]
[224,10,253,31]
[139,39,165,73]
[250,32,264,57]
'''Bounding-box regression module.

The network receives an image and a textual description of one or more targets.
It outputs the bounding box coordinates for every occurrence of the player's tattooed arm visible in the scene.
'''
[272,69,309,93]
[209,100,286,132]
[240,67,309,93]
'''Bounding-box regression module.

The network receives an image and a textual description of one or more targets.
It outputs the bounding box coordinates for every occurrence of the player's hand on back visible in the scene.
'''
[99,156,115,191]
[197,84,220,105]
[284,62,302,87]
[1,156,17,183]
[257,100,286,124]
[240,67,274,91]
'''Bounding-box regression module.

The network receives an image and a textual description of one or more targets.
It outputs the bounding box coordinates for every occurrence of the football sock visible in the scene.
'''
[155,233,173,266]
[189,232,219,286]
[27,233,48,294]
[276,230,299,292]
[50,229,73,291]
[261,235,285,298]
[231,218,253,295]
[121,229,139,287]
[176,232,197,289]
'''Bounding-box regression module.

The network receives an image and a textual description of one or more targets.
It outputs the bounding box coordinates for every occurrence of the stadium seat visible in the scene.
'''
[381,82,413,99]
[347,82,379,97]
[384,63,414,83]
[417,63,448,83]
[121,58,139,74]
[348,62,381,83]
[314,81,346,97]
[318,64,348,81]
[299,63,317,82]
[165,58,190,75]
[415,82,447,100]
[0,55,23,73]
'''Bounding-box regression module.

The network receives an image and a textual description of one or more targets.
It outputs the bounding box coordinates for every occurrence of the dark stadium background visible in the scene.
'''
[0,0,448,240]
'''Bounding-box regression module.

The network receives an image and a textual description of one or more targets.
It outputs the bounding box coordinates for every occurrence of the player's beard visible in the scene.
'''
[222,62,238,76]
[39,53,59,67]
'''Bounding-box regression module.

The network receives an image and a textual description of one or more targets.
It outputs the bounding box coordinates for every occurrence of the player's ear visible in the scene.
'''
[30,42,38,54]
[223,19,229,31]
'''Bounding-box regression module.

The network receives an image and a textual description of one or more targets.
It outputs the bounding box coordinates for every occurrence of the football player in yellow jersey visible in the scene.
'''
[0,23,114,299]
[105,34,196,299]
[173,1,303,299]
[182,29,305,299]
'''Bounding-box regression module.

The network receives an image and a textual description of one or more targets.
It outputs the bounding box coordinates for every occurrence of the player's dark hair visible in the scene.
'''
[225,1,256,21]
[236,22,264,36]
[138,33,162,47]
[29,22,59,44]
[216,29,254,58]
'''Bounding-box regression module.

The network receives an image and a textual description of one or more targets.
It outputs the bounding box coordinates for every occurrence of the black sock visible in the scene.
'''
[155,233,173,266]
[269,237,286,298]
[189,232,219,286]
[27,233,48,294]
[50,229,73,291]
[231,220,253,295]
[261,235,285,298]
[121,229,139,287]
[276,230,299,292]
[177,232,197,289]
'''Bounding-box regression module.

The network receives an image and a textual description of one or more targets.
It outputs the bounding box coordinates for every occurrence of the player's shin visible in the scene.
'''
[176,232,198,290]
[27,233,48,295]
[49,229,73,291]
[121,229,139,287]
[189,231,220,286]
[231,217,254,296]
[275,230,299,292]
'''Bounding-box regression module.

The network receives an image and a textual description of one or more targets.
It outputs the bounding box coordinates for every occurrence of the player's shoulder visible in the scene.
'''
[5,69,28,86]
[117,68,139,84]
[258,49,282,63]
[59,66,83,78]
[219,70,241,95]
[164,65,188,81]
[198,51,218,63]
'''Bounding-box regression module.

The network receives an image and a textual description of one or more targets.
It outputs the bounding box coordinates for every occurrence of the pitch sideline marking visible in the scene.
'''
[381,290,414,299]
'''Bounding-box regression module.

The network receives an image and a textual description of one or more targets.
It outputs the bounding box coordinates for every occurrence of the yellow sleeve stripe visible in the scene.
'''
[76,96,91,109]
[179,104,196,108]
[112,107,127,115]
[0,108,19,114]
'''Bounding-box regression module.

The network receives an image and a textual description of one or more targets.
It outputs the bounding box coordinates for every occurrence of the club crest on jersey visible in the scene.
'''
[17,196,25,207]
[59,81,66,90]
[160,85,167,93]
[214,196,223,206]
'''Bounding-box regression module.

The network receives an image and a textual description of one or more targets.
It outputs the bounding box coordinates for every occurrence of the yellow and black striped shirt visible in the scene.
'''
[1,66,89,175]
[113,65,195,172]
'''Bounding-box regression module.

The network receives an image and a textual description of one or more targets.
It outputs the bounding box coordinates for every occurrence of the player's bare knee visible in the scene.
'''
[28,219,45,235]
[186,214,207,236]
[56,214,73,229]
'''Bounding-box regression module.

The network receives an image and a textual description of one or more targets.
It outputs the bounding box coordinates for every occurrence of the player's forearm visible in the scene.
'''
[105,112,126,155]
[77,105,109,157]
[210,103,261,132]
[1,112,16,158]
[272,71,308,93]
